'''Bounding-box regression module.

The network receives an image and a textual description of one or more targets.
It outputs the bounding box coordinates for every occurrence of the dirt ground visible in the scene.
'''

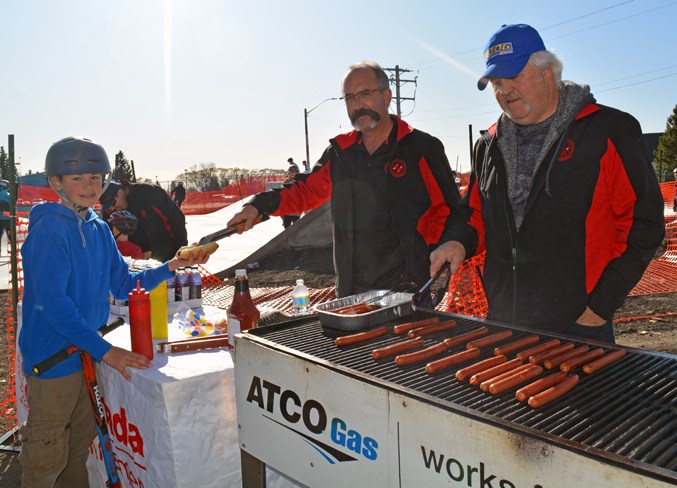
[0,246,674,485]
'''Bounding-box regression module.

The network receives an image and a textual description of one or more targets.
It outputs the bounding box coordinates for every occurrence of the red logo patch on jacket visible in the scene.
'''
[559,138,575,161]
[388,159,407,177]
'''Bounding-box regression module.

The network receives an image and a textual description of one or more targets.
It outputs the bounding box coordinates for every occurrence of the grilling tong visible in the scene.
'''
[360,262,452,309]
[198,214,269,245]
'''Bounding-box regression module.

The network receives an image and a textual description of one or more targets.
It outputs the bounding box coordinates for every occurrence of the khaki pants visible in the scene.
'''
[19,370,96,488]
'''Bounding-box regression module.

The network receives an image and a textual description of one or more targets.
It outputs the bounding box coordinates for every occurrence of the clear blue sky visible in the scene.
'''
[2,0,676,182]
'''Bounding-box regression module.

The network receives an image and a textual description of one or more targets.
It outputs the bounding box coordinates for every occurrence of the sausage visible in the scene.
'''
[177,242,219,260]
[488,365,544,395]
[560,348,605,373]
[332,303,381,315]
[543,345,590,370]
[371,337,424,360]
[395,342,449,366]
[529,342,575,365]
[443,327,489,348]
[479,363,534,392]
[455,355,507,382]
[516,339,561,362]
[528,374,580,409]
[515,371,567,402]
[407,319,457,338]
[469,358,523,386]
[425,348,481,374]
[335,326,388,347]
[466,330,513,350]
[493,334,540,356]
[582,349,627,375]
[393,317,440,335]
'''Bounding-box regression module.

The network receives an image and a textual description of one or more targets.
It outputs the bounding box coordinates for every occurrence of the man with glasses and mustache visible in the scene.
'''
[228,61,466,298]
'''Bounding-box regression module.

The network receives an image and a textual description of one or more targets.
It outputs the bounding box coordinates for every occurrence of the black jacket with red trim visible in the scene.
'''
[249,116,465,297]
[125,183,188,262]
[455,93,665,333]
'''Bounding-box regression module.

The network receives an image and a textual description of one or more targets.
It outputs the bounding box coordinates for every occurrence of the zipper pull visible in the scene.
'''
[512,247,517,271]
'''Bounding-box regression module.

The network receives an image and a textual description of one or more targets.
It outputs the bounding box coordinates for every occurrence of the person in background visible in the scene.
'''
[170,181,186,208]
[281,163,302,229]
[433,24,665,342]
[228,61,466,298]
[19,136,212,487]
[108,209,143,259]
[0,180,10,254]
[302,160,310,172]
[99,178,188,262]
[287,157,295,168]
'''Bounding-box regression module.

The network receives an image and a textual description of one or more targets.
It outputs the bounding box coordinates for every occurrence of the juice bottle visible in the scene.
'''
[227,269,260,352]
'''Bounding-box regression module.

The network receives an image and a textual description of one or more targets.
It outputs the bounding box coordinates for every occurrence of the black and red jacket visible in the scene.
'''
[250,116,465,297]
[456,103,665,333]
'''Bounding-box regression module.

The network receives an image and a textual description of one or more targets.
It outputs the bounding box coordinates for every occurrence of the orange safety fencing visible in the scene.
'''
[180,175,284,215]
[16,174,285,216]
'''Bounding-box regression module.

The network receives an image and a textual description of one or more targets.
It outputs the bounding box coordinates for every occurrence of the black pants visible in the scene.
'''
[282,215,300,229]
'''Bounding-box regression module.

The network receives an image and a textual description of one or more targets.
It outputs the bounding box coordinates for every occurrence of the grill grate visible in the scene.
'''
[249,313,677,475]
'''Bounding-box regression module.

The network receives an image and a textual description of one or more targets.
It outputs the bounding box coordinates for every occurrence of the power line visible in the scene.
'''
[384,66,417,117]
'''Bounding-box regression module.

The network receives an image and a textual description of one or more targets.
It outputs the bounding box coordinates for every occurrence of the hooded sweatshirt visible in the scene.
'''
[20,202,173,379]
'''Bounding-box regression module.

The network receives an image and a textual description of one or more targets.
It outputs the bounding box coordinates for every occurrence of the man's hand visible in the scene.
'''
[226,204,259,232]
[575,306,606,326]
[430,240,466,277]
[102,346,151,381]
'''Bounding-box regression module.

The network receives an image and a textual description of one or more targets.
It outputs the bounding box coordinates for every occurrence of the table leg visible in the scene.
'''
[241,449,266,488]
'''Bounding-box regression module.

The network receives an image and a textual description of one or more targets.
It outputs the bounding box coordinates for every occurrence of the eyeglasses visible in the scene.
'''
[341,88,383,105]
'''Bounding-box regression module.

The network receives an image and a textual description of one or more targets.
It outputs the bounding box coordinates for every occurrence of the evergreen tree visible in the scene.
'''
[0,147,8,180]
[112,151,134,181]
[653,104,677,181]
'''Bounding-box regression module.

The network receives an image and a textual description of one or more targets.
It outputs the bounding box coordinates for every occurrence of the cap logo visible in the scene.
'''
[485,42,513,60]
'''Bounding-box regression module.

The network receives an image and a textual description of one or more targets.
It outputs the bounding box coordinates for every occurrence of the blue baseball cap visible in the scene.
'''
[477,24,546,90]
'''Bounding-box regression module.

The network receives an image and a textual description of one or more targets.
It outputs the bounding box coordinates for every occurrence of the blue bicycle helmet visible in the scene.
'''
[108,210,138,234]
[45,136,111,176]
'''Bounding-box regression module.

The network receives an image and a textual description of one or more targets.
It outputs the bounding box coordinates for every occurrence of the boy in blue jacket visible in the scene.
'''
[18,136,211,487]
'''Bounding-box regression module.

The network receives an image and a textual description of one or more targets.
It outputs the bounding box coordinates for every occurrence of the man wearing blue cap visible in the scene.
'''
[432,24,664,342]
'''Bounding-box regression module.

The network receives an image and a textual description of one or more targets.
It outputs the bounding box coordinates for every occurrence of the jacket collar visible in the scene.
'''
[333,115,414,150]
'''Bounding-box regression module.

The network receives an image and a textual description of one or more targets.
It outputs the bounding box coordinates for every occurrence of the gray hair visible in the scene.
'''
[529,50,563,84]
[342,61,390,94]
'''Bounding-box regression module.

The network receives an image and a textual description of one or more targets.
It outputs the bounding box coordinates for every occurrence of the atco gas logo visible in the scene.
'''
[245,376,379,464]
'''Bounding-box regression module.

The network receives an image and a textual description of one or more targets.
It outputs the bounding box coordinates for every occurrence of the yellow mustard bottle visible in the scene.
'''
[150,279,169,339]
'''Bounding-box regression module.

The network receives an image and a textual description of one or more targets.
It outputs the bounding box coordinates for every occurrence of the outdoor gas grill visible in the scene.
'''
[234,311,676,488]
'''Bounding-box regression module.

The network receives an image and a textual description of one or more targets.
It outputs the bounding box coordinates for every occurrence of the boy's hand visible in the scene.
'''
[102,346,151,381]
[169,242,216,271]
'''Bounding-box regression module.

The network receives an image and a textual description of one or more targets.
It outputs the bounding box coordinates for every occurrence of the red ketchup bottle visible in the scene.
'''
[227,269,260,352]
[128,280,154,360]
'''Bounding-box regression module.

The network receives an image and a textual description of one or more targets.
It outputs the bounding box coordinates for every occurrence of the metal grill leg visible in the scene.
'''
[241,449,266,488]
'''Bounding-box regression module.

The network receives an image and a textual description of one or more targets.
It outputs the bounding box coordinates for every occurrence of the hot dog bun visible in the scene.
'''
[177,242,219,260]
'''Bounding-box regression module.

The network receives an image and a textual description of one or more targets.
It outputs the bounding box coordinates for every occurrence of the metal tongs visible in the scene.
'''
[412,262,452,308]
[198,214,269,245]
[360,262,452,308]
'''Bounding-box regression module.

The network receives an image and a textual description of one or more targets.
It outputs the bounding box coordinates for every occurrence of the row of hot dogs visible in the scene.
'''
[333,316,627,409]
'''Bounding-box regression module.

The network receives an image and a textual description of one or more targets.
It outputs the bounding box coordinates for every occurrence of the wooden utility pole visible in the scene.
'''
[384,65,416,117]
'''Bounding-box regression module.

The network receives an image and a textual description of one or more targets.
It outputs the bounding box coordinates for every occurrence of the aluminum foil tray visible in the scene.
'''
[314,289,414,331]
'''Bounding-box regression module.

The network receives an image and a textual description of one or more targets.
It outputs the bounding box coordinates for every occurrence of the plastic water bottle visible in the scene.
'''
[188,267,202,300]
[292,279,311,316]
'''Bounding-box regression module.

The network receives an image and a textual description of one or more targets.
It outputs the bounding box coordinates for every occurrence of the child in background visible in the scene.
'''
[18,136,212,487]
[108,209,143,259]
